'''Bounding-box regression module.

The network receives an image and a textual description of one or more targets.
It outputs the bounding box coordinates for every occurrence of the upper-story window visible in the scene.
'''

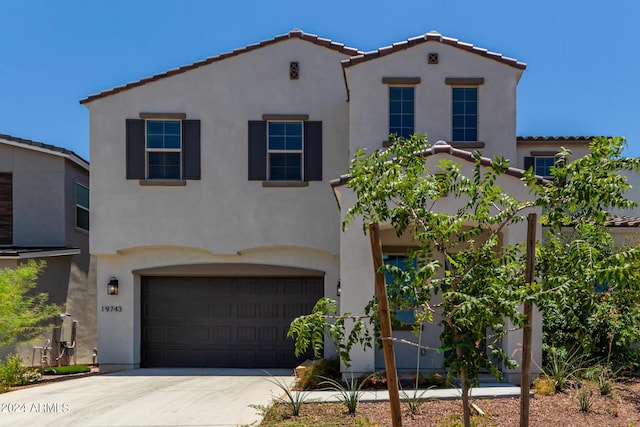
[75,182,89,231]
[125,115,200,183]
[452,87,478,142]
[248,116,322,184]
[268,122,303,181]
[146,120,181,180]
[389,87,415,139]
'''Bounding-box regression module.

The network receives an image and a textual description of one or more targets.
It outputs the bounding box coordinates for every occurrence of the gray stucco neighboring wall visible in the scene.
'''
[0,142,95,366]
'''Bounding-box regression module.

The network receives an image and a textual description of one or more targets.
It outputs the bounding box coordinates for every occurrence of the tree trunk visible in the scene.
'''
[520,213,537,427]
[455,330,472,427]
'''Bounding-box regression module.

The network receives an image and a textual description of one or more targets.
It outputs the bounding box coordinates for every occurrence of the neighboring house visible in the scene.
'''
[80,29,638,381]
[0,134,96,365]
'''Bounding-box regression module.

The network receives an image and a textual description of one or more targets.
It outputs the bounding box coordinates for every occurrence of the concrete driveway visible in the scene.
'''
[0,368,295,427]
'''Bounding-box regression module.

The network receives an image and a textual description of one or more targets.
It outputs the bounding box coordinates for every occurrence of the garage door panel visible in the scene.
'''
[259,327,278,342]
[237,304,257,318]
[141,276,323,368]
[237,326,256,341]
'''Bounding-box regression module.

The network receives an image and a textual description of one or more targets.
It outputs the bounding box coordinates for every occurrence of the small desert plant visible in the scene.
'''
[583,363,617,396]
[541,346,588,392]
[320,373,371,415]
[400,386,427,414]
[264,372,309,417]
[0,354,40,389]
[532,376,556,395]
[436,413,487,427]
[576,388,593,413]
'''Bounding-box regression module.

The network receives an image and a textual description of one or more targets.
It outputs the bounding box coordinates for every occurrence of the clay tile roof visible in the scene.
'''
[331,141,544,188]
[0,133,89,169]
[517,136,605,143]
[80,29,362,105]
[608,215,640,227]
[341,30,526,69]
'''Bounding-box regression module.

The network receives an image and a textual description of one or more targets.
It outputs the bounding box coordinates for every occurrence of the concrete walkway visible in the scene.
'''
[0,368,294,427]
[302,383,523,403]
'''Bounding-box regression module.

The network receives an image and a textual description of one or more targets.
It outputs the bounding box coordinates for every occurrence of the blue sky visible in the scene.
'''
[1,0,639,161]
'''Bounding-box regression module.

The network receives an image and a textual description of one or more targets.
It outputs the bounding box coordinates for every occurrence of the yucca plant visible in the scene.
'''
[320,373,371,415]
[264,372,309,417]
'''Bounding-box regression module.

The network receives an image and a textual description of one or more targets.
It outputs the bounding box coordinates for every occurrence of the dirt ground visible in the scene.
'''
[262,379,640,426]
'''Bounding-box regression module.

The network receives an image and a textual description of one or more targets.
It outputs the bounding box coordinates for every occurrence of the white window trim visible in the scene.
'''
[145,119,182,180]
[267,120,304,181]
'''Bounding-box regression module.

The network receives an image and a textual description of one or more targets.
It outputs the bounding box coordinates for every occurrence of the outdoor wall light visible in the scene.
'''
[107,277,119,295]
[336,280,341,297]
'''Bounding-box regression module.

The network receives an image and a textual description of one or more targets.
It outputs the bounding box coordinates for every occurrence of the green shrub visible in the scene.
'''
[295,358,340,390]
[360,370,387,390]
[0,354,40,389]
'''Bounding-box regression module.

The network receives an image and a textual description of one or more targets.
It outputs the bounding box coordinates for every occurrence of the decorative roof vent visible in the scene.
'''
[290,61,299,80]
[428,52,439,64]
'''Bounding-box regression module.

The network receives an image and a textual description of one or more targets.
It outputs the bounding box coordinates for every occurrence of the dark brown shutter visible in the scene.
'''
[248,121,267,180]
[126,119,146,179]
[0,173,12,244]
[524,156,534,172]
[182,120,201,180]
[304,121,322,181]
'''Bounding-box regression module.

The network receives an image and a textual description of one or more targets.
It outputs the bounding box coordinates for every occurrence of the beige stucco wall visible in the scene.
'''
[87,38,350,257]
[345,42,522,160]
[85,38,351,371]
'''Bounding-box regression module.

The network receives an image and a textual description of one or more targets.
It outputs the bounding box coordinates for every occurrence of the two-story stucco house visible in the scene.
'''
[0,134,96,365]
[81,29,635,381]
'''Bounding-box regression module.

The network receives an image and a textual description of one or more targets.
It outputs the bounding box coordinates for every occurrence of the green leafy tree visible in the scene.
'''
[288,134,640,427]
[530,137,640,372]
[0,261,61,349]
[342,134,537,426]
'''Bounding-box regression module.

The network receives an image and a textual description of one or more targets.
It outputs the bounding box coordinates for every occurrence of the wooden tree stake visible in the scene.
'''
[520,212,536,427]
[369,222,403,427]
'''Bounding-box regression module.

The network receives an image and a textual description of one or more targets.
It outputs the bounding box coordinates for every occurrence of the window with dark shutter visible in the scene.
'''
[126,117,200,182]
[182,120,201,180]
[248,119,322,183]
[248,121,267,181]
[126,119,145,179]
[304,121,322,181]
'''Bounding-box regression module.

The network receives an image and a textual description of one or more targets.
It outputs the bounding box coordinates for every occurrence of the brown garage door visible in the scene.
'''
[141,276,323,368]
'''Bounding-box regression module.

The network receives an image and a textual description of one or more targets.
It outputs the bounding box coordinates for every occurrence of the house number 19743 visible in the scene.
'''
[101,306,123,312]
